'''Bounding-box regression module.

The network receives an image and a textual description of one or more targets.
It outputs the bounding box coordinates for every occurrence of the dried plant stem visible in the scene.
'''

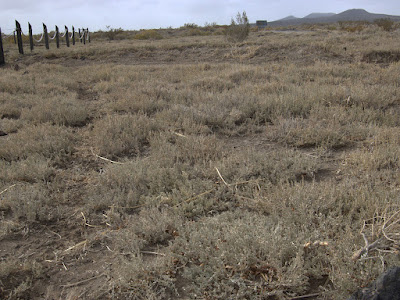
[178,188,216,206]
[61,273,106,288]
[91,148,124,165]
[352,233,383,261]
[215,167,230,187]
[290,293,320,300]
[140,251,166,256]
[65,240,87,252]
[0,184,16,196]
[173,131,187,138]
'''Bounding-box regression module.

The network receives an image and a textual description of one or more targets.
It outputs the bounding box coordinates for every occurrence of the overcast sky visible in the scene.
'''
[1,0,400,34]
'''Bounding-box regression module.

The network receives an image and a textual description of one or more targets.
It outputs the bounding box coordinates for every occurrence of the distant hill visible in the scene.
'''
[269,9,400,27]
[304,13,336,19]
[280,15,298,21]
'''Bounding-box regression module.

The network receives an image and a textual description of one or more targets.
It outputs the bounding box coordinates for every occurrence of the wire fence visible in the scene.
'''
[0,20,90,66]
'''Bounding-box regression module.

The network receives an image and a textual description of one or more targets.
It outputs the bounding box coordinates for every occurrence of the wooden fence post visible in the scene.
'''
[29,23,34,52]
[55,26,60,48]
[79,28,82,43]
[0,28,5,66]
[43,23,49,49]
[15,20,24,54]
[83,29,86,45]
[72,26,75,45]
[87,28,90,43]
[65,26,70,47]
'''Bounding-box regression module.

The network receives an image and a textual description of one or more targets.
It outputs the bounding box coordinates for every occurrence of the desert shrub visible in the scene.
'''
[107,92,170,115]
[116,207,184,251]
[374,18,394,31]
[339,21,369,32]
[362,50,400,64]
[21,95,89,126]
[217,148,318,185]
[341,127,400,182]
[134,29,163,40]
[191,77,235,93]
[0,155,56,183]
[154,104,211,135]
[0,118,23,134]
[85,133,224,213]
[92,114,160,159]
[169,210,308,298]
[114,253,176,299]
[150,133,224,167]
[0,93,35,120]
[224,11,250,43]
[105,26,124,40]
[0,123,76,162]
[256,181,400,298]
[183,23,198,29]
[186,28,210,36]
[85,158,212,213]
[0,102,23,120]
[270,104,371,149]
[0,183,57,223]
[85,138,220,212]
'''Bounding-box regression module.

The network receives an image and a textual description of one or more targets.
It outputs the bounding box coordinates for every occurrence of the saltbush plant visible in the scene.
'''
[225,11,250,43]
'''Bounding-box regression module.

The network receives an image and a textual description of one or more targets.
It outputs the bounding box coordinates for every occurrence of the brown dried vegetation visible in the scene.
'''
[0,23,400,299]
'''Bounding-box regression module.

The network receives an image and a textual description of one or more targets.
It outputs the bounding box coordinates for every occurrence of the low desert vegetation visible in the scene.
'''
[0,19,400,299]
[224,11,250,43]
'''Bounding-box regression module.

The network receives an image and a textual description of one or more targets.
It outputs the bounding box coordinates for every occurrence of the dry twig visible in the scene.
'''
[61,273,106,288]
[140,251,166,256]
[353,206,400,261]
[90,148,124,165]
[65,240,87,252]
[0,184,16,196]
[173,131,187,138]
[215,167,230,187]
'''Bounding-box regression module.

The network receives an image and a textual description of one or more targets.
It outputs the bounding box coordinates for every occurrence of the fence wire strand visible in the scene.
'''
[33,32,44,43]
[49,30,57,40]
[3,31,15,38]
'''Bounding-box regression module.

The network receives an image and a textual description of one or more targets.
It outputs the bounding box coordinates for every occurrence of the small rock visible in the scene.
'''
[0,130,8,136]
[348,266,400,300]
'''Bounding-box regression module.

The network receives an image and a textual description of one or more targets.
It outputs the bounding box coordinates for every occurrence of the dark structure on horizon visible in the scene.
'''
[256,20,268,28]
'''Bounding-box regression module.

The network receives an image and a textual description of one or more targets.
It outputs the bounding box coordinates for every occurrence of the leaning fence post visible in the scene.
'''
[65,26,70,47]
[43,23,49,49]
[0,28,5,66]
[28,23,34,51]
[55,26,60,48]
[15,20,24,54]
[72,26,75,45]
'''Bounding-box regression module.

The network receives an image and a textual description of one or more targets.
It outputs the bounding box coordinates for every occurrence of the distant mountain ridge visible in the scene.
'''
[279,15,298,21]
[304,13,336,19]
[269,9,400,27]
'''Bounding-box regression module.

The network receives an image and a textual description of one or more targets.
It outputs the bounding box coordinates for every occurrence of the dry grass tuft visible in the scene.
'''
[92,114,160,159]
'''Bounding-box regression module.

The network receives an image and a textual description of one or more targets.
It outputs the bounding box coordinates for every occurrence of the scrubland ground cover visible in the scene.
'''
[1,23,400,299]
